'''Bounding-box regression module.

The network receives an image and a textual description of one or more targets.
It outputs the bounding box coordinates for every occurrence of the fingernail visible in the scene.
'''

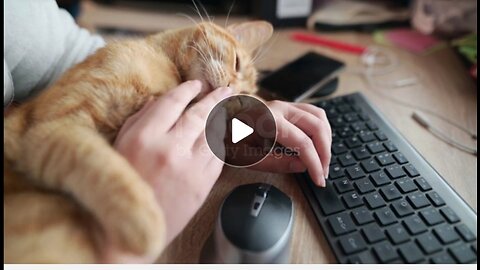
[289,160,306,172]
[320,177,326,188]
[324,167,329,180]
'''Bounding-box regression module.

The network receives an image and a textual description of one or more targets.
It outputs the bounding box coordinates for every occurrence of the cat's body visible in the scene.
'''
[4,21,273,263]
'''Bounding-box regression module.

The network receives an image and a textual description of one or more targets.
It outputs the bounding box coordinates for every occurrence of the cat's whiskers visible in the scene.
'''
[251,33,279,65]
[224,1,235,28]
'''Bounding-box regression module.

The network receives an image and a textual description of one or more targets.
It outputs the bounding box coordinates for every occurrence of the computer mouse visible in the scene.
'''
[200,183,294,264]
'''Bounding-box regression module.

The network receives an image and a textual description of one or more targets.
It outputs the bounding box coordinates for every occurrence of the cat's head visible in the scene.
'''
[180,21,273,97]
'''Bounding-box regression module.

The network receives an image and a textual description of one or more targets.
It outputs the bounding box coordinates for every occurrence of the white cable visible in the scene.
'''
[412,112,477,156]
[339,46,477,155]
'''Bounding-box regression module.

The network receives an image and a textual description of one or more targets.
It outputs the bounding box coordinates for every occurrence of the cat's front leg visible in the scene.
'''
[15,119,166,259]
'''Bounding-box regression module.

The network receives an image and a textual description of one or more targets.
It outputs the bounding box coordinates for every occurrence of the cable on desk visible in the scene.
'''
[344,46,477,144]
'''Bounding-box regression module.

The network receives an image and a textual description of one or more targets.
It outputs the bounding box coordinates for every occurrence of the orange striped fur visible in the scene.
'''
[4,21,273,263]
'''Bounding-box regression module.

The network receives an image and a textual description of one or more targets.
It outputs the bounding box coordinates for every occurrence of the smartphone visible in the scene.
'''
[258,52,345,102]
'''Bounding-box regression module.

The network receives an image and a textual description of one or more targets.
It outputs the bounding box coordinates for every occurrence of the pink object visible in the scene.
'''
[385,28,440,53]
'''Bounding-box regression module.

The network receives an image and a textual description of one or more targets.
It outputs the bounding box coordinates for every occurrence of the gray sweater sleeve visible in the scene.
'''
[4,0,105,106]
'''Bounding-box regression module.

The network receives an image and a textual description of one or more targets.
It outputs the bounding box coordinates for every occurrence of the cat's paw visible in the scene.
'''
[102,191,166,259]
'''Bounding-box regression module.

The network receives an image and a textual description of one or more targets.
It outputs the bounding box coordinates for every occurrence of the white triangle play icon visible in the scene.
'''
[231,118,254,144]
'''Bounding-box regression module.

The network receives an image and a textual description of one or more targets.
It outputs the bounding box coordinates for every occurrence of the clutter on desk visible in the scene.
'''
[451,34,477,80]
[411,0,477,38]
[373,28,445,55]
[307,0,410,32]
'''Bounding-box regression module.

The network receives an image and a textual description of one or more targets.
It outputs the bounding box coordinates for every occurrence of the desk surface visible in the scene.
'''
[80,1,477,263]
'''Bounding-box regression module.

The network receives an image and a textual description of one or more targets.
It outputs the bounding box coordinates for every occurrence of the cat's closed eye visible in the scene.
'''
[235,53,240,72]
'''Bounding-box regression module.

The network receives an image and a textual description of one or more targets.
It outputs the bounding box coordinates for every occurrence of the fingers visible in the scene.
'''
[284,104,332,179]
[292,103,332,141]
[114,98,156,148]
[250,154,306,173]
[275,117,326,187]
[172,86,232,144]
[136,80,203,133]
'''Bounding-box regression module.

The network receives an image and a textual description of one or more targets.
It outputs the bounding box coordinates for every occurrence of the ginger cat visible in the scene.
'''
[4,21,273,263]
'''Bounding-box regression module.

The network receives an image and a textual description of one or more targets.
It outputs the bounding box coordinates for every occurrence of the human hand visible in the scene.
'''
[250,101,332,187]
[111,81,231,262]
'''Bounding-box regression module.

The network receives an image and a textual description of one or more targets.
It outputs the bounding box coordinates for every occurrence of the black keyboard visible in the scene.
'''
[297,92,477,264]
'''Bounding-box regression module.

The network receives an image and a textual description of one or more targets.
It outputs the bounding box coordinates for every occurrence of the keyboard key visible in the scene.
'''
[334,178,354,193]
[366,142,385,154]
[385,165,406,179]
[332,143,348,155]
[431,252,456,264]
[380,185,402,201]
[398,242,424,263]
[374,207,397,226]
[362,223,386,243]
[351,206,374,225]
[338,126,353,138]
[403,164,420,177]
[347,252,376,264]
[364,192,386,209]
[395,178,418,194]
[331,117,345,127]
[331,132,340,143]
[358,112,370,121]
[338,154,356,167]
[354,178,375,194]
[346,165,365,180]
[350,122,367,132]
[374,131,388,141]
[386,224,409,244]
[375,153,395,166]
[370,171,390,186]
[434,224,460,244]
[345,137,362,149]
[337,104,353,113]
[420,208,444,226]
[403,216,428,235]
[427,192,446,207]
[383,141,398,152]
[328,212,356,236]
[440,207,460,223]
[360,159,380,173]
[414,177,432,191]
[358,131,376,143]
[406,192,430,209]
[455,224,476,242]
[343,191,364,208]
[329,164,345,179]
[416,232,443,255]
[393,152,408,164]
[352,147,370,160]
[366,121,379,131]
[449,244,477,263]
[343,112,359,123]
[310,180,345,215]
[391,200,414,217]
[339,232,367,255]
[373,242,399,263]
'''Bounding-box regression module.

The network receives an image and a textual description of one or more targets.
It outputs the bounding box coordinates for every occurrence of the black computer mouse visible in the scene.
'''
[200,183,294,263]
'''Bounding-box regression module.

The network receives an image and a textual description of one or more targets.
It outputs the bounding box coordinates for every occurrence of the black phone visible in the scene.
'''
[258,52,345,102]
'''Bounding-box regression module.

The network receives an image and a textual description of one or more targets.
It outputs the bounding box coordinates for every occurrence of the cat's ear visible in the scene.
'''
[227,21,273,52]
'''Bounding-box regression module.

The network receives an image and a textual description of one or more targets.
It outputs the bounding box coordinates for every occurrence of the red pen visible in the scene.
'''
[291,32,367,55]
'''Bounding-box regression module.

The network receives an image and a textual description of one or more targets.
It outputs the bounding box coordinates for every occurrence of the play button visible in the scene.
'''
[205,95,277,167]
[231,118,253,144]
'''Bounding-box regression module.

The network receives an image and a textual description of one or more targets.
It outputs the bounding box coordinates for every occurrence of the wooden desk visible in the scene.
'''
[79,1,477,264]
